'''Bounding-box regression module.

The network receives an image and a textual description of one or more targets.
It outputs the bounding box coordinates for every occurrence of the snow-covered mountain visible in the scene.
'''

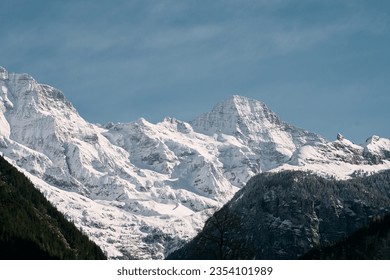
[274,133,390,179]
[1,66,390,259]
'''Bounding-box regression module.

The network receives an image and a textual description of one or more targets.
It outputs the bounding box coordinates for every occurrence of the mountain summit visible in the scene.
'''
[191,95,282,137]
[1,66,390,259]
[0,66,8,80]
[192,95,324,170]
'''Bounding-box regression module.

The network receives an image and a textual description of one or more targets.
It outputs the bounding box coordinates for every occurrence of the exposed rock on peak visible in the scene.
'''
[363,136,390,165]
[0,66,8,80]
[191,95,281,138]
[337,133,344,141]
[366,135,380,144]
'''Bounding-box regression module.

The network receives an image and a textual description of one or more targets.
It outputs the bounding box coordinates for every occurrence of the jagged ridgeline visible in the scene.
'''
[1,66,390,259]
[167,170,390,260]
[0,156,106,259]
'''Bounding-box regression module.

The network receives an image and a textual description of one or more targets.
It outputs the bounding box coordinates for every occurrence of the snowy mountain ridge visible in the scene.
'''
[1,66,390,259]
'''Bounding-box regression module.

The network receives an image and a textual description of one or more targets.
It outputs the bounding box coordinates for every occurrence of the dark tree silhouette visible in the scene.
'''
[198,207,242,259]
[0,155,106,260]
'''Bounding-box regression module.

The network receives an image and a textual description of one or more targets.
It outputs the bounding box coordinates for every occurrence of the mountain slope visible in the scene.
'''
[0,155,106,259]
[167,170,390,259]
[1,66,390,259]
[301,213,390,259]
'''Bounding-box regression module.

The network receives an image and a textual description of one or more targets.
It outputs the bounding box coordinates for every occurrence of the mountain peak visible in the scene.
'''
[228,95,279,122]
[3,68,76,114]
[337,133,344,141]
[191,95,282,138]
[230,94,263,104]
[221,94,266,109]
[0,66,8,80]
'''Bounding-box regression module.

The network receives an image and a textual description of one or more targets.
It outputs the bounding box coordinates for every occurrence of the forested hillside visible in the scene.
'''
[168,170,390,259]
[0,156,106,259]
[301,214,390,259]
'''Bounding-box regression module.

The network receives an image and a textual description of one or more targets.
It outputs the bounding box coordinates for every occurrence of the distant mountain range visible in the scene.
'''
[1,66,390,259]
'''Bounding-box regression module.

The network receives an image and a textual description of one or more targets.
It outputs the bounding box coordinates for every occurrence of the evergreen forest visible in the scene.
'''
[0,156,106,260]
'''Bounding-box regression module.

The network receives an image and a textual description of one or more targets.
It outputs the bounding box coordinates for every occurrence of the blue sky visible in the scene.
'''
[1,0,389,143]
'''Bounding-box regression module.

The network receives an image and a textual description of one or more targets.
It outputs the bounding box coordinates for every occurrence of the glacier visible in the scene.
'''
[1,66,390,259]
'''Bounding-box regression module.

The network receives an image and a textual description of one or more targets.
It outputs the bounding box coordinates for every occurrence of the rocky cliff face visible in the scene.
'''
[1,66,390,259]
[168,170,390,259]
